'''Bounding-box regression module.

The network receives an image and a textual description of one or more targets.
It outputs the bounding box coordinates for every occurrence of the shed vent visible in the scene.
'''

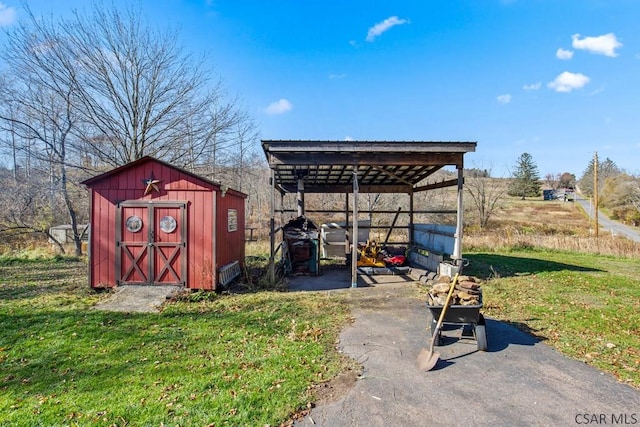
[219,261,241,286]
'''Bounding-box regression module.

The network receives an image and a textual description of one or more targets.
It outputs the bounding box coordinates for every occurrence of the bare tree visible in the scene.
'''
[578,157,620,197]
[465,168,505,229]
[631,185,640,226]
[632,180,640,213]
[601,173,640,226]
[0,169,70,253]
[0,2,255,253]
[0,52,85,255]
[544,173,560,190]
[3,3,247,168]
[559,172,576,189]
[216,110,261,192]
[364,193,382,223]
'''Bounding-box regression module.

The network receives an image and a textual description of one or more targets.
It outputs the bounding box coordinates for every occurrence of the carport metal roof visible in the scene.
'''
[262,140,477,193]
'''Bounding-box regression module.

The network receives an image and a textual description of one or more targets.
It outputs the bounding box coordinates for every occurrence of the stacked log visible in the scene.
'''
[427,274,482,306]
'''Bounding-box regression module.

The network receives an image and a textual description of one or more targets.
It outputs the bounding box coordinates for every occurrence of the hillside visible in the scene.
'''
[465,197,640,258]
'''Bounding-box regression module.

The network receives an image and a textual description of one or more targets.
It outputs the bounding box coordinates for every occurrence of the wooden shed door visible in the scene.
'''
[116,201,187,286]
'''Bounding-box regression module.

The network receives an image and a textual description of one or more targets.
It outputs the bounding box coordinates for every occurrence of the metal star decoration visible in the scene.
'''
[142,172,163,196]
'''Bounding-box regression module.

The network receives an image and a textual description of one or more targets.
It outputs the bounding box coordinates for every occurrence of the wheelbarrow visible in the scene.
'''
[427,293,487,351]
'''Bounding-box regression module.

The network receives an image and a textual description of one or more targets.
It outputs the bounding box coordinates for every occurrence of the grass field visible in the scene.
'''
[0,257,354,426]
[466,198,640,256]
[464,250,640,388]
[463,199,640,388]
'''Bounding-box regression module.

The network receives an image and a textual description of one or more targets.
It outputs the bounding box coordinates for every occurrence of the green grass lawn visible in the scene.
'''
[0,257,353,426]
[465,249,640,388]
[1,249,639,425]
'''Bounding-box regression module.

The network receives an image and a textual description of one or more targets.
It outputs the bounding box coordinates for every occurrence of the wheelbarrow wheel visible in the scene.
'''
[475,314,487,351]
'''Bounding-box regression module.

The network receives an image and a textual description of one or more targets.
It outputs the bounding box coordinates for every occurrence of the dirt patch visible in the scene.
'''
[287,367,360,427]
[93,285,182,313]
[312,366,361,404]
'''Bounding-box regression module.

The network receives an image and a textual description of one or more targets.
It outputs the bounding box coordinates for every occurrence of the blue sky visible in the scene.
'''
[2,0,639,178]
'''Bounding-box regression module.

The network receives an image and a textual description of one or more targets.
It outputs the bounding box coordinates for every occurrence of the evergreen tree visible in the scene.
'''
[507,153,541,199]
[578,157,620,197]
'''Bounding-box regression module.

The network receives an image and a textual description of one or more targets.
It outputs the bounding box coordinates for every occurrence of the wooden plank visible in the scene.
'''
[278,183,413,193]
[269,152,465,167]
[414,178,459,192]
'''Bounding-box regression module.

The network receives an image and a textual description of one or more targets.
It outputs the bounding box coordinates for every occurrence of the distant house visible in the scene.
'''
[48,224,89,244]
[543,188,574,201]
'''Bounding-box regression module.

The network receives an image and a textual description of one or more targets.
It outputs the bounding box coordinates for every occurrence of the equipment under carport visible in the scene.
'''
[356,240,407,268]
[282,216,319,275]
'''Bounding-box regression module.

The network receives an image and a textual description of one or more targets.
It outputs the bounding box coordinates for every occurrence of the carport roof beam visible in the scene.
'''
[262,140,476,194]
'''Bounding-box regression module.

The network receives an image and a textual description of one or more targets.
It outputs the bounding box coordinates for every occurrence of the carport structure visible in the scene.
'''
[261,140,477,286]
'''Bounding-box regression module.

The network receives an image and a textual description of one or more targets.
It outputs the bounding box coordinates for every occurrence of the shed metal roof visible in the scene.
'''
[262,140,477,194]
[80,155,248,198]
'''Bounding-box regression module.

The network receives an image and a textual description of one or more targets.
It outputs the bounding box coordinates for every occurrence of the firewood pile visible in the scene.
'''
[427,275,483,306]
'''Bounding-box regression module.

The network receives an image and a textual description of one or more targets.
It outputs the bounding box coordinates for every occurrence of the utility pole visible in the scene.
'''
[594,152,599,238]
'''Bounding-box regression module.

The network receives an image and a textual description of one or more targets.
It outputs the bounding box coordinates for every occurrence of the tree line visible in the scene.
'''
[577,156,640,226]
[0,3,264,255]
[466,152,640,230]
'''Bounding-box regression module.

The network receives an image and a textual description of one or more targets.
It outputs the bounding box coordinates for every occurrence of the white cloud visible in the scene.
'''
[329,73,347,80]
[547,71,590,93]
[556,48,574,60]
[344,136,354,141]
[571,33,622,57]
[0,2,17,26]
[265,99,292,115]
[366,16,408,42]
[523,82,541,91]
[497,94,512,104]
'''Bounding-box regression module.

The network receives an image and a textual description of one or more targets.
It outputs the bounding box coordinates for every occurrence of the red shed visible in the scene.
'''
[81,156,246,291]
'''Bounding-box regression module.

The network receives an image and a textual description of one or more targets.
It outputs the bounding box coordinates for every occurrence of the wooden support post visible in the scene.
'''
[344,192,349,257]
[351,169,359,288]
[297,177,305,217]
[453,166,464,262]
[409,190,415,247]
[268,168,276,284]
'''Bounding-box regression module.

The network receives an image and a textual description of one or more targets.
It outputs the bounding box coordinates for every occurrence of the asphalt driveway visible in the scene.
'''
[291,277,639,427]
[575,195,640,242]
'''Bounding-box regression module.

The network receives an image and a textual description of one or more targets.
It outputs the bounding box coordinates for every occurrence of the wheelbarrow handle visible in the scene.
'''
[427,271,461,349]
